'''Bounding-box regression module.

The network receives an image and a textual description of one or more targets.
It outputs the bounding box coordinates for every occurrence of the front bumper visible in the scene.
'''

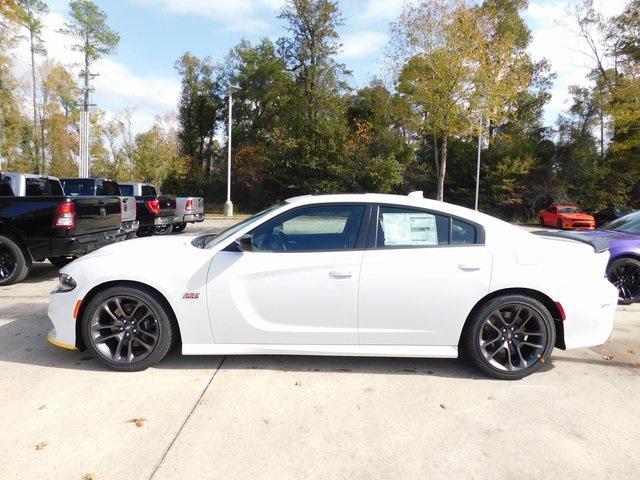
[562,220,595,230]
[47,329,77,351]
[50,228,126,257]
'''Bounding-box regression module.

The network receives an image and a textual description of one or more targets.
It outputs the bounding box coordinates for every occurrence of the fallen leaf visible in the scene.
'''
[35,441,48,451]
[539,357,545,364]
[628,350,636,355]
[294,381,302,387]
[82,474,96,480]
[263,419,269,424]
[38,405,47,410]
[487,396,496,401]
[602,355,614,361]
[439,403,447,409]
[127,418,146,428]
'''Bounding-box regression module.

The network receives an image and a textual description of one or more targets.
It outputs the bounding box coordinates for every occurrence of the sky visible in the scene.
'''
[9,0,631,134]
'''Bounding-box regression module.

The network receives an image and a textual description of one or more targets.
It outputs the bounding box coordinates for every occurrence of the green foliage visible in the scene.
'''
[61,0,119,62]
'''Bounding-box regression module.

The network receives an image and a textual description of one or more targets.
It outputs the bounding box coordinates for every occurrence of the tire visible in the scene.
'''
[48,256,76,269]
[607,257,640,305]
[0,235,31,286]
[154,224,173,235]
[136,227,153,237]
[463,294,556,380]
[172,223,187,233]
[539,217,545,226]
[81,285,173,371]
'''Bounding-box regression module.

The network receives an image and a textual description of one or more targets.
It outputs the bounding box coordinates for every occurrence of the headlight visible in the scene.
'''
[57,274,77,292]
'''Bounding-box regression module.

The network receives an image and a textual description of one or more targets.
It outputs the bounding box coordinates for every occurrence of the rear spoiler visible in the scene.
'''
[531,230,610,253]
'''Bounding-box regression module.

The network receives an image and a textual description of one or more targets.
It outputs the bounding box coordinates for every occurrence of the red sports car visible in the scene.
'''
[539,205,595,230]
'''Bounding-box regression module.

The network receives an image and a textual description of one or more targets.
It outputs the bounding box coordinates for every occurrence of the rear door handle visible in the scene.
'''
[459,264,481,271]
[329,270,352,279]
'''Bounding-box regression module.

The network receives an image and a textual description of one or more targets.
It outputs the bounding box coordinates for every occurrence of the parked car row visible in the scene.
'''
[539,204,635,230]
[0,172,204,285]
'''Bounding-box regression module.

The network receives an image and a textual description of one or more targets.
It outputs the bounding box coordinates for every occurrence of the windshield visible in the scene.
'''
[62,179,94,196]
[601,211,640,234]
[559,207,582,214]
[204,203,284,248]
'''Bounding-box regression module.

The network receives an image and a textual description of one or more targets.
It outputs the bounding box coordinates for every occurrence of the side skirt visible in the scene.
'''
[182,343,458,358]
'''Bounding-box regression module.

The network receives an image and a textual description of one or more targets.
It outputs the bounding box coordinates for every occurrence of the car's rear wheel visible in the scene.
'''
[154,224,173,235]
[463,295,555,380]
[81,286,173,371]
[0,235,31,286]
[539,217,545,226]
[607,257,640,305]
[172,222,187,233]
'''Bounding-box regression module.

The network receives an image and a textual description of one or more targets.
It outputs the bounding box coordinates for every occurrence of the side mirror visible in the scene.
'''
[235,234,253,252]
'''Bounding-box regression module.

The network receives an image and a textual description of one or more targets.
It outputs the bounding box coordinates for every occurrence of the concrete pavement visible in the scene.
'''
[0,219,638,480]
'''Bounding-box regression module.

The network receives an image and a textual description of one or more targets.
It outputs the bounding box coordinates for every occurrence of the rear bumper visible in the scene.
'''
[138,213,174,228]
[175,212,204,223]
[50,228,126,257]
[563,278,618,349]
[122,220,139,234]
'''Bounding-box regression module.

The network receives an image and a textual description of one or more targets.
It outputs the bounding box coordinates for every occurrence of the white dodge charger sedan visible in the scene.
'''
[47,193,618,379]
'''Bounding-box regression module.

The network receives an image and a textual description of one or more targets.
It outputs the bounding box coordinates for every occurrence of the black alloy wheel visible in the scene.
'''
[464,295,555,380]
[82,286,173,371]
[607,258,640,305]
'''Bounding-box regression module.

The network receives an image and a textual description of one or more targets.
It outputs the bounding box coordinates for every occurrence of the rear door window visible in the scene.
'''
[98,181,120,195]
[451,219,477,245]
[119,184,134,196]
[377,206,449,247]
[62,179,95,196]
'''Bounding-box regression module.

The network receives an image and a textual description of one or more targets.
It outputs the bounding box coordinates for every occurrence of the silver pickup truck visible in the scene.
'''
[171,197,205,233]
[60,178,139,239]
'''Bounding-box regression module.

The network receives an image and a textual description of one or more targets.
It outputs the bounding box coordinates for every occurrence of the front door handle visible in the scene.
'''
[459,264,481,271]
[329,270,352,279]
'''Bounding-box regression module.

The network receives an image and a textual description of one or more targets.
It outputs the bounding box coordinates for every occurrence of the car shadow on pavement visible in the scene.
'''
[10,305,637,379]
[20,262,59,284]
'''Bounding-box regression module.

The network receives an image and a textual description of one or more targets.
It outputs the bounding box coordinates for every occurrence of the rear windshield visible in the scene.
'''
[602,211,640,235]
[62,179,95,196]
[97,181,120,196]
[26,178,64,196]
[119,184,134,196]
[141,185,157,196]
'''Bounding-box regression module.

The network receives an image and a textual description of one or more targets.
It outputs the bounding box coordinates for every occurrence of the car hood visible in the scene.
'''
[560,213,594,220]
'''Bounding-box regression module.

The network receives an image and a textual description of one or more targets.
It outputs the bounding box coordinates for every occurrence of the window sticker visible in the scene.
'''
[382,212,437,246]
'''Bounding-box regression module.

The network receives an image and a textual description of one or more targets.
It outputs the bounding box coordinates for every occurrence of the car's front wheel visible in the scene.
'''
[607,257,640,305]
[81,285,173,371]
[463,295,556,380]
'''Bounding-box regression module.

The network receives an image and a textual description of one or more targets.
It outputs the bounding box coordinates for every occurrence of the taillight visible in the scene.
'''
[53,201,76,228]
[145,199,160,215]
[185,199,193,211]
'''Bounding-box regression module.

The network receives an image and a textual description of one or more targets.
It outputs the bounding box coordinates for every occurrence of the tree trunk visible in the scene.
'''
[437,135,447,201]
[30,29,41,174]
[599,106,604,161]
[433,133,439,177]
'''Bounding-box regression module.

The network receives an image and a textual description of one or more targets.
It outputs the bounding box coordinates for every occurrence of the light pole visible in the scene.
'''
[224,85,241,217]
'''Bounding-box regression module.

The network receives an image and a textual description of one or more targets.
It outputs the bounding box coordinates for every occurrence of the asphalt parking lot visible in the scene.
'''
[1,218,639,480]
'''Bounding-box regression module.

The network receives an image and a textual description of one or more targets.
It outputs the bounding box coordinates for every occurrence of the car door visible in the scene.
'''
[207,203,370,345]
[358,205,492,346]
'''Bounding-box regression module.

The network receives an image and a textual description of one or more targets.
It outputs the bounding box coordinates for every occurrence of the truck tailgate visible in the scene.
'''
[72,196,121,234]
[120,196,137,222]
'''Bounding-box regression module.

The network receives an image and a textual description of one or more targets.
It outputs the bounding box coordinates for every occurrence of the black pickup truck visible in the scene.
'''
[118,182,175,236]
[0,172,125,285]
